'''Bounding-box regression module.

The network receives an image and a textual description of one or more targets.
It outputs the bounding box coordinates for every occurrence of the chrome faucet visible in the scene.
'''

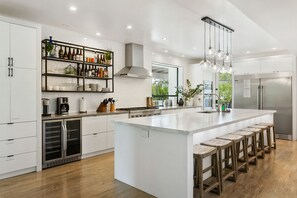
[206,93,221,111]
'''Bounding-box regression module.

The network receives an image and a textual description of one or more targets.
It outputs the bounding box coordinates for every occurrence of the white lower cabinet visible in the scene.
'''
[107,131,115,149]
[0,122,36,177]
[82,132,107,155]
[0,152,36,175]
[81,114,128,157]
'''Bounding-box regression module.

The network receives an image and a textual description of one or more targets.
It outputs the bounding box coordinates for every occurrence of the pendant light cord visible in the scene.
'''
[204,22,206,61]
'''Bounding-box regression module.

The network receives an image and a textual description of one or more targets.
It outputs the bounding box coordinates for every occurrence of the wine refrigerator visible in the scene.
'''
[42,118,81,169]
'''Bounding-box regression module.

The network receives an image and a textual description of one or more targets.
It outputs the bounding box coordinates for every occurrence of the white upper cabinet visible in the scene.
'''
[260,57,292,73]
[10,68,36,123]
[0,21,10,67]
[233,60,261,75]
[260,59,276,74]
[275,57,293,72]
[0,67,10,124]
[10,24,36,69]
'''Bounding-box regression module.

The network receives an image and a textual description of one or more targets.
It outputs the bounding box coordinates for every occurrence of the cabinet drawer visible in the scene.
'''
[107,114,129,131]
[0,122,36,141]
[0,137,36,158]
[107,131,114,149]
[0,152,36,174]
[82,133,107,155]
[82,116,107,135]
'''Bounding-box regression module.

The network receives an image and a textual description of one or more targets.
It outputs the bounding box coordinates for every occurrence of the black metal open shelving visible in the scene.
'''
[42,39,114,93]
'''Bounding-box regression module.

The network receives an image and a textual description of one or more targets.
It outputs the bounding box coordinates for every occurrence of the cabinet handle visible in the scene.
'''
[8,57,10,66]
[93,133,98,135]
[7,123,14,125]
[7,139,14,141]
[11,57,13,67]
[8,68,10,77]
[11,68,13,77]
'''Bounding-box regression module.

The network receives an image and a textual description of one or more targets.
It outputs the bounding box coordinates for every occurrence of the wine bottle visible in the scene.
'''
[88,65,92,77]
[63,47,68,59]
[76,49,80,61]
[59,46,64,59]
[80,50,83,61]
[72,48,76,60]
[68,48,72,60]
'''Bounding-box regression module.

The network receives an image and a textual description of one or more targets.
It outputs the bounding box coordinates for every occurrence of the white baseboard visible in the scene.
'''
[82,148,114,159]
[0,167,36,180]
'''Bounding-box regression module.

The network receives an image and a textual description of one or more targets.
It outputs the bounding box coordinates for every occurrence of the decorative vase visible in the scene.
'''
[185,98,193,106]
[110,103,115,112]
[178,98,184,106]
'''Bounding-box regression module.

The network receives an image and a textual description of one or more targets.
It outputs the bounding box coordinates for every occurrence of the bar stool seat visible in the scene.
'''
[193,145,221,198]
[240,127,265,159]
[201,139,237,192]
[232,130,258,166]
[258,123,276,150]
[249,124,271,153]
[217,134,249,173]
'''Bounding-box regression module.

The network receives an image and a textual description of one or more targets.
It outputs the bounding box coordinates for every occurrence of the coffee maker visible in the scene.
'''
[56,97,69,115]
[42,98,51,116]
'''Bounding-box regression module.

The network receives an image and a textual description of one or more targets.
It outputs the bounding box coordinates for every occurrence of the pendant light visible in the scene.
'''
[212,24,219,72]
[199,22,211,68]
[207,22,215,58]
[216,27,224,60]
[224,30,231,62]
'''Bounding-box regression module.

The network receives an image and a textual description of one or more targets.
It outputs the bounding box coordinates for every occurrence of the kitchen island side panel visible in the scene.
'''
[114,124,193,198]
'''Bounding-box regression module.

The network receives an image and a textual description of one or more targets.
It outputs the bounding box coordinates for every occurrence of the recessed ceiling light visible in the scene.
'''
[69,6,77,11]
[193,47,197,50]
[127,25,133,30]
[181,54,185,57]
[162,37,167,41]
[246,51,250,54]
[272,47,277,50]
[152,52,155,55]
[164,50,168,53]
[83,37,87,40]
[96,32,101,36]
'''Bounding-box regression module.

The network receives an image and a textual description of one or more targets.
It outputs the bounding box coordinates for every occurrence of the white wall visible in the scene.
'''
[42,25,194,113]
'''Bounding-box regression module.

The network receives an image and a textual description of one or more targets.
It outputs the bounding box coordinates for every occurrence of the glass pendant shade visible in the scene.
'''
[224,53,231,62]
[207,47,215,57]
[216,49,224,60]
[199,59,211,69]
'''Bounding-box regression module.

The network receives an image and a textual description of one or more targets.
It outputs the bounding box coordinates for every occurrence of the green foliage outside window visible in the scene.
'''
[219,73,232,105]
[152,80,169,101]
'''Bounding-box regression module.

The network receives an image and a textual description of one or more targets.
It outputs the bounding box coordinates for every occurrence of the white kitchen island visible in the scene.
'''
[114,109,276,198]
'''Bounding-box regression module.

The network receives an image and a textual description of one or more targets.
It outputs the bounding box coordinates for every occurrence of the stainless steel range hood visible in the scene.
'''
[115,43,152,78]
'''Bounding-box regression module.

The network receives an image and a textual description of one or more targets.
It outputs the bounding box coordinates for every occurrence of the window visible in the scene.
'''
[218,73,232,107]
[152,62,182,106]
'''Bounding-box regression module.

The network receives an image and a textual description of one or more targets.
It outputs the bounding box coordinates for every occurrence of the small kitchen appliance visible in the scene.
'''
[42,98,51,116]
[56,97,69,115]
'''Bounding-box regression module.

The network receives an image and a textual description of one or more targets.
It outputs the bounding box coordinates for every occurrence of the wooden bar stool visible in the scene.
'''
[217,134,249,173]
[193,145,221,198]
[232,130,258,166]
[241,127,265,159]
[249,125,271,153]
[201,139,237,192]
[258,123,276,150]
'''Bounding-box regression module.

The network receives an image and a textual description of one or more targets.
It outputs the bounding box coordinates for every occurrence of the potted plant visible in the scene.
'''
[45,36,54,57]
[176,79,203,106]
[105,52,112,65]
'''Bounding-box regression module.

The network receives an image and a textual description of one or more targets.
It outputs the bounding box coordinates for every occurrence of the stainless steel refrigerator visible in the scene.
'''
[234,73,292,140]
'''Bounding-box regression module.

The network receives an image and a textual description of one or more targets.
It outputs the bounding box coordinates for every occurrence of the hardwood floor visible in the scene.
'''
[0,140,297,198]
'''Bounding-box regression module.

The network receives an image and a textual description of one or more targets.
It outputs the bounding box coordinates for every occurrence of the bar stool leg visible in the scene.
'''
[214,152,222,195]
[252,135,258,165]
[266,127,272,153]
[272,126,277,149]
[260,131,265,159]
[243,138,249,172]
[231,144,237,181]
[198,157,204,198]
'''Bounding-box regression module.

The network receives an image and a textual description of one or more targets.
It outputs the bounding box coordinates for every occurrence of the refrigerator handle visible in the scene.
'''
[261,85,264,110]
[257,85,261,109]
[64,124,67,152]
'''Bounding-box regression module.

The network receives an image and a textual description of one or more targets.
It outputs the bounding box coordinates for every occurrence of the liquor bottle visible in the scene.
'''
[85,65,88,77]
[76,49,80,61]
[59,46,64,59]
[63,47,68,59]
[104,68,108,78]
[97,53,100,63]
[88,65,92,77]
[102,54,106,64]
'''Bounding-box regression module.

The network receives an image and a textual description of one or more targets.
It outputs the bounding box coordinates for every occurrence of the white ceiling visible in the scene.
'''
[228,0,297,55]
[0,0,288,59]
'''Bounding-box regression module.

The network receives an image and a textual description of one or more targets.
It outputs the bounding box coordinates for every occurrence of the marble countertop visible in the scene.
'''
[115,109,276,135]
